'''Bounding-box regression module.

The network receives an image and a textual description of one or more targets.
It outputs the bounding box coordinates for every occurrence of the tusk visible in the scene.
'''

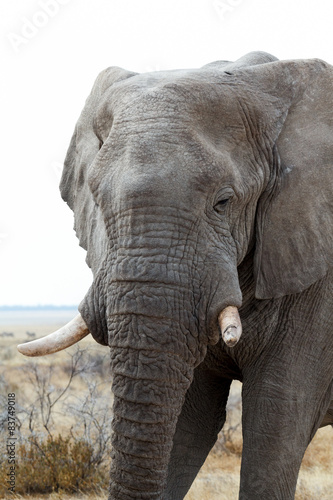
[218,306,242,347]
[17,314,90,357]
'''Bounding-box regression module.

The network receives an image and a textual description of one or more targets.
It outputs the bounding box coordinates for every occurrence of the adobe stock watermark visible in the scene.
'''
[0,233,8,245]
[213,0,244,21]
[50,161,63,181]
[143,64,162,73]
[7,0,73,53]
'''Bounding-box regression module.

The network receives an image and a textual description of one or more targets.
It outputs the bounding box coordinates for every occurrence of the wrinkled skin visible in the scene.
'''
[60,52,333,499]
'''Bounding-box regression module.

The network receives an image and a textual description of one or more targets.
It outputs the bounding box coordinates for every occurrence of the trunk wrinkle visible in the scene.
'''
[113,417,174,443]
[112,443,172,462]
[111,353,193,381]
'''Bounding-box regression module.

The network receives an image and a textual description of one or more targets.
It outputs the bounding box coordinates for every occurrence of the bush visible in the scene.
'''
[0,346,112,497]
[0,435,109,496]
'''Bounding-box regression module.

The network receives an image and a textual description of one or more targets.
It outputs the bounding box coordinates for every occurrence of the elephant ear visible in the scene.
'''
[60,67,137,273]
[253,59,333,299]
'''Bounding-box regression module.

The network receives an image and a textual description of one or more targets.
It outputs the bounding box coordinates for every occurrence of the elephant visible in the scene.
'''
[18,51,333,499]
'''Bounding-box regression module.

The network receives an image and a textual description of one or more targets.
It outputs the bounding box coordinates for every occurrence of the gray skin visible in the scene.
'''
[60,51,333,499]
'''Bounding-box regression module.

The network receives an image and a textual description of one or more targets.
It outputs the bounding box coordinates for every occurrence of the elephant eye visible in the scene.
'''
[214,198,230,212]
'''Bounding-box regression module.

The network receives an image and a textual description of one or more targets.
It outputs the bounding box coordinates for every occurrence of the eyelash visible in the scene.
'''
[214,198,230,212]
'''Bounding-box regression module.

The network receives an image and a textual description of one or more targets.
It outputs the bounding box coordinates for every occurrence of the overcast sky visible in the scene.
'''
[1,0,332,306]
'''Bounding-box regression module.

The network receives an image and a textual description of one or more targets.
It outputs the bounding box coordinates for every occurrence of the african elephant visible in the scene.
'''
[18,51,333,499]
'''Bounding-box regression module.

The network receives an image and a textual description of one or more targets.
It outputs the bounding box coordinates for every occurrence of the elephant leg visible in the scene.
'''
[239,362,333,500]
[165,368,232,499]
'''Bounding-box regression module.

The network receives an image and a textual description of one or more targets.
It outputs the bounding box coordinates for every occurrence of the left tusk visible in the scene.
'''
[17,314,90,357]
[218,306,242,347]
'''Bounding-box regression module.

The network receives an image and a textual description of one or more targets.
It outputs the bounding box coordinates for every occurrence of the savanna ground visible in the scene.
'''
[0,320,332,500]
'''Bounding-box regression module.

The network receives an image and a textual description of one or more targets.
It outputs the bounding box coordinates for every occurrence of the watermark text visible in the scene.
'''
[6,393,17,493]
[213,0,244,20]
[7,0,73,53]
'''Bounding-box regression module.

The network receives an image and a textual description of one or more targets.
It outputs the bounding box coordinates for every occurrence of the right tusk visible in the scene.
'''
[17,314,90,357]
[218,306,242,347]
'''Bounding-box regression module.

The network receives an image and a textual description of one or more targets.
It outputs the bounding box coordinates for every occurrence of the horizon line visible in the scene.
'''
[0,305,79,311]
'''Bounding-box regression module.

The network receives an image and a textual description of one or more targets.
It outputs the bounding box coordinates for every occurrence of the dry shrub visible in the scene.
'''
[0,435,109,497]
[10,492,109,500]
[211,425,243,458]
[0,346,112,498]
[0,346,16,362]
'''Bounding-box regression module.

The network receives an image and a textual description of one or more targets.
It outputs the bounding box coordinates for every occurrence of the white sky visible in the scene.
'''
[0,0,332,306]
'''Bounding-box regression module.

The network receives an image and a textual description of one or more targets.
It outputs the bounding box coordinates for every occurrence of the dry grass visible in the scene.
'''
[7,493,108,500]
[1,325,332,499]
[295,426,333,500]
[0,329,111,439]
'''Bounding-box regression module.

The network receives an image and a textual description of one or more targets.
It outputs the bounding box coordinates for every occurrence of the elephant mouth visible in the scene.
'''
[16,306,242,356]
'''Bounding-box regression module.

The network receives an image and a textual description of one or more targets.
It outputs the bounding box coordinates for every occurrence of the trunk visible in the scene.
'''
[77,209,242,498]
[109,321,194,499]
[104,272,200,498]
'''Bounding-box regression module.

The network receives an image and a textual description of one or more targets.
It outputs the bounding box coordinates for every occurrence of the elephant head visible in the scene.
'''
[18,52,333,498]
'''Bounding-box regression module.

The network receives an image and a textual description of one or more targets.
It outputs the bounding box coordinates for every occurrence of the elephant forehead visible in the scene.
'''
[90,70,270,201]
[99,69,250,133]
[102,88,252,176]
[108,122,256,197]
[98,131,252,211]
[93,120,260,206]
